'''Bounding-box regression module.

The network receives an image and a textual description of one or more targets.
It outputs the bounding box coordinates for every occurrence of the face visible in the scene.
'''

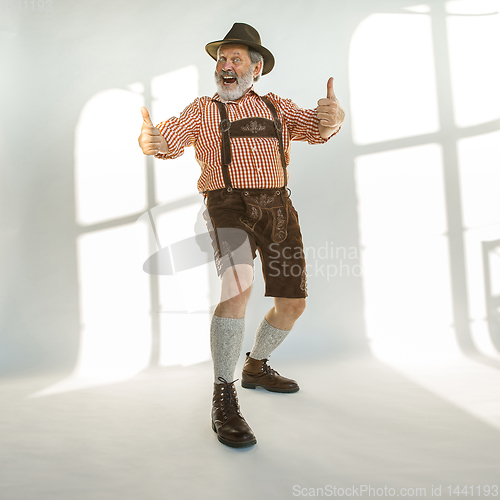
[214,44,262,101]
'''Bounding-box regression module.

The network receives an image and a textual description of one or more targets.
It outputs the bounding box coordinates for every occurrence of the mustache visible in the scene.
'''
[216,70,238,80]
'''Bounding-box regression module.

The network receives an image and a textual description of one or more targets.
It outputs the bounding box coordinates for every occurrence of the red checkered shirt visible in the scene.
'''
[155,87,340,192]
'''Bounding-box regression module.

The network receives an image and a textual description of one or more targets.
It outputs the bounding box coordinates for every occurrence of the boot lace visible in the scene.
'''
[262,360,280,377]
[217,377,241,417]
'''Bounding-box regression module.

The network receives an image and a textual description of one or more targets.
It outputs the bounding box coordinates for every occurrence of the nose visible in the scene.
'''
[221,60,233,72]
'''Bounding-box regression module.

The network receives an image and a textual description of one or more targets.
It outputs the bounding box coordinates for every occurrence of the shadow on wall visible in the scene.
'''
[1,0,499,381]
[348,1,500,368]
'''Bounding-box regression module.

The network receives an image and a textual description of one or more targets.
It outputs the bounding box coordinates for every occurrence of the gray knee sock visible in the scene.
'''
[249,318,291,360]
[210,315,245,384]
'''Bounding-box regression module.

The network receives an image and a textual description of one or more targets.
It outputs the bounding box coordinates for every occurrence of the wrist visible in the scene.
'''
[319,125,338,139]
[158,136,169,154]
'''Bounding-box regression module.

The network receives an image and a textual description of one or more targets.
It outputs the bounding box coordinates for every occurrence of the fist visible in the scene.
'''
[138,107,163,155]
[316,77,345,138]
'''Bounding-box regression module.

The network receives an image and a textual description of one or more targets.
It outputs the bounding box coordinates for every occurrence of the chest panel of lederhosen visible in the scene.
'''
[213,98,286,171]
[225,116,278,139]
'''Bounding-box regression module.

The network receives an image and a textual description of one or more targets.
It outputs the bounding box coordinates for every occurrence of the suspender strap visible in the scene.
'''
[212,100,233,189]
[260,96,288,188]
[211,95,288,189]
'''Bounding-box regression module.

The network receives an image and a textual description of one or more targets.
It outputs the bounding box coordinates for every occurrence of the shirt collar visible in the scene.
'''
[213,85,258,104]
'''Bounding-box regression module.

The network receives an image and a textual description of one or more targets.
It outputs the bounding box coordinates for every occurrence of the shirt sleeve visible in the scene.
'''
[267,93,341,145]
[154,98,202,160]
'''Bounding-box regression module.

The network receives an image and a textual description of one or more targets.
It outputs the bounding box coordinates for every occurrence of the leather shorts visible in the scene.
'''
[203,187,307,298]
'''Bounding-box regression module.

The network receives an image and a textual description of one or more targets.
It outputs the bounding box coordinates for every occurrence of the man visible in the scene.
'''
[138,23,344,448]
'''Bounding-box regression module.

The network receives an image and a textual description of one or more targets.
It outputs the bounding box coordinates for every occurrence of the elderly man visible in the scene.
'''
[138,23,344,448]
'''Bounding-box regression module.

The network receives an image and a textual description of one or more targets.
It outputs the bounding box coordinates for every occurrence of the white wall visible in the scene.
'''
[1,0,499,378]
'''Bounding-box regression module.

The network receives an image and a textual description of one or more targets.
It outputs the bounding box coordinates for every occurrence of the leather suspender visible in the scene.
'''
[212,96,288,189]
[260,96,288,188]
[212,100,234,189]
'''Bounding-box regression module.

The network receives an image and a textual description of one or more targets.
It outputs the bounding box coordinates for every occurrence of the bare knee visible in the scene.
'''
[274,297,306,321]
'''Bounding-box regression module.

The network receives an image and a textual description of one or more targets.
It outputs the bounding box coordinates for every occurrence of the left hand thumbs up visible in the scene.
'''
[316,76,345,138]
[326,76,335,100]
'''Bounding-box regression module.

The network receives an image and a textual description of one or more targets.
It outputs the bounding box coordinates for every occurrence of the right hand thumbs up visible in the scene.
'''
[141,106,154,126]
[138,106,164,156]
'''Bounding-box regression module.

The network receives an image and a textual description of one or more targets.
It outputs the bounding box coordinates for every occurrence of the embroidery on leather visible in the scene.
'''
[276,207,285,233]
[300,269,307,292]
[241,121,267,134]
[272,207,287,242]
[214,253,222,274]
[249,194,276,207]
[239,204,262,231]
[221,240,231,257]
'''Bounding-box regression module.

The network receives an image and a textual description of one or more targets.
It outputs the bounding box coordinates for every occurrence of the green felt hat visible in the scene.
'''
[205,23,275,75]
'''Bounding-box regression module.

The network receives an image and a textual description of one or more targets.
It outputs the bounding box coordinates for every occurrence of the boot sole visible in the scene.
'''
[211,420,257,448]
[241,381,300,393]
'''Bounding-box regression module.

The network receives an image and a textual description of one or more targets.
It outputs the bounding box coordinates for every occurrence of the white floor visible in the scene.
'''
[1,354,500,500]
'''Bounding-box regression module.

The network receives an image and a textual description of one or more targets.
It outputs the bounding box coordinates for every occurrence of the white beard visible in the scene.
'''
[214,66,255,101]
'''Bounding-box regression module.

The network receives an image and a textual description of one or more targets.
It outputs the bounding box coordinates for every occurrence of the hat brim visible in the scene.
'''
[205,39,275,75]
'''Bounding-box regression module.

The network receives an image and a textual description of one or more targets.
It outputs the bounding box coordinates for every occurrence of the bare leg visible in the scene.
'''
[265,297,306,330]
[214,264,254,318]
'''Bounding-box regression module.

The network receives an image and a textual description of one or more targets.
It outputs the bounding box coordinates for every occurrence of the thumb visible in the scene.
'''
[326,77,335,99]
[141,106,154,126]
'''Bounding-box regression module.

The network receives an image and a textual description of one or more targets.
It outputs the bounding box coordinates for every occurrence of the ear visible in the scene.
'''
[253,60,263,77]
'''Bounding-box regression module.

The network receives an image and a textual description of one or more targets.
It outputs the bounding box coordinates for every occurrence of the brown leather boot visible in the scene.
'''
[241,352,300,393]
[211,377,257,448]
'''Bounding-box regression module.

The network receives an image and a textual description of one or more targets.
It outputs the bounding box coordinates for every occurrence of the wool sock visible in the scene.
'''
[249,317,291,360]
[210,315,245,384]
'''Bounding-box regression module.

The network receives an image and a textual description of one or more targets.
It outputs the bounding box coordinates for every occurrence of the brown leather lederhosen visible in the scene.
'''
[211,95,288,191]
[203,95,307,298]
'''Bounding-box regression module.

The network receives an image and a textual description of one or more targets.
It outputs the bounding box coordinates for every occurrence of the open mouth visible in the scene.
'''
[222,76,237,86]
